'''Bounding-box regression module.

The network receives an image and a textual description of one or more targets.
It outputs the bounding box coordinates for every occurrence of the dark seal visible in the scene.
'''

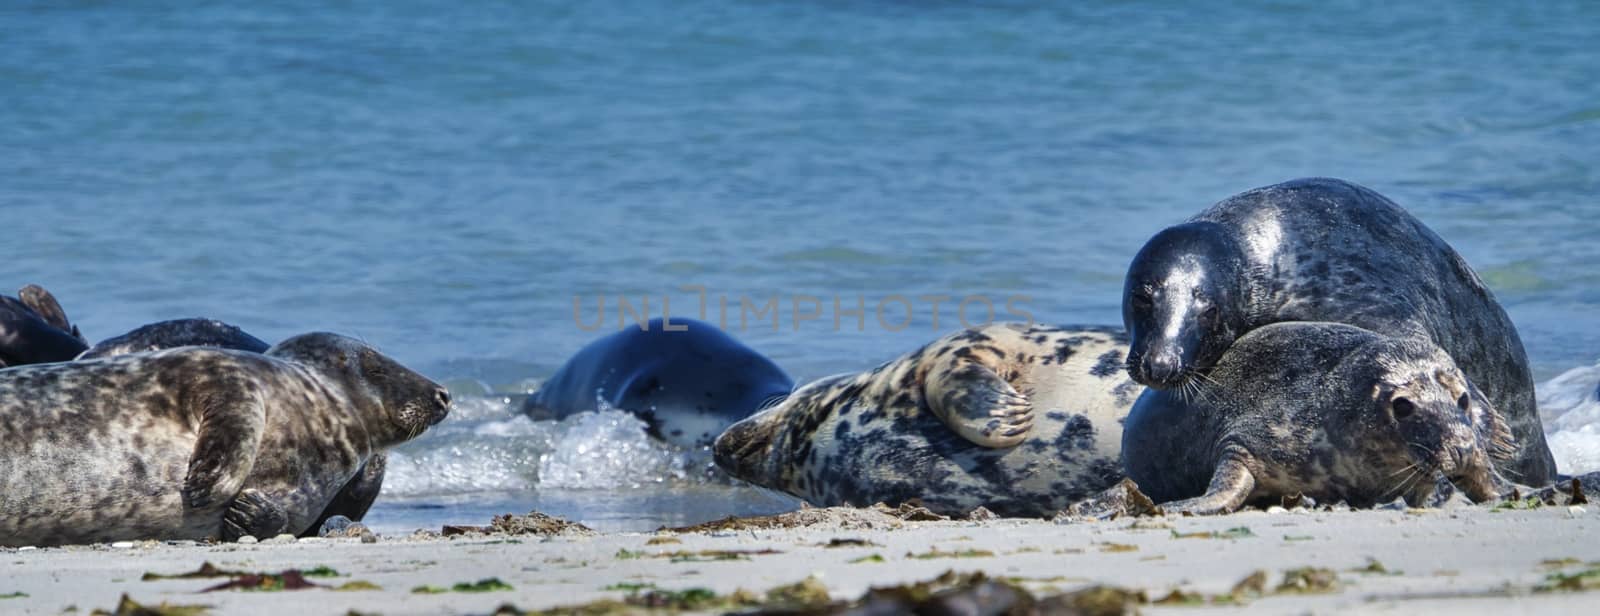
[0,284,87,367]
[1121,177,1555,484]
[715,323,1141,517]
[0,333,450,546]
[1121,322,1504,514]
[524,317,793,448]
[77,318,271,359]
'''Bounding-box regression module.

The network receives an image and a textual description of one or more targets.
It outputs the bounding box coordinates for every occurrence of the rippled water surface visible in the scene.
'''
[4,1,1597,531]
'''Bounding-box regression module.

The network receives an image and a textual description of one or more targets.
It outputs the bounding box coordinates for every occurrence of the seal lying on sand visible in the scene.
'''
[1121,322,1504,514]
[0,333,449,546]
[715,323,1141,517]
[75,318,388,534]
[1121,177,1555,484]
[525,317,793,448]
[0,285,87,367]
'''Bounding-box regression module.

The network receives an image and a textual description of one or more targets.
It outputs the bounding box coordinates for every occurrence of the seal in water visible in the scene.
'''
[1121,321,1504,514]
[0,284,87,367]
[524,317,793,448]
[75,318,386,534]
[1121,177,1556,484]
[714,323,1142,517]
[0,332,450,546]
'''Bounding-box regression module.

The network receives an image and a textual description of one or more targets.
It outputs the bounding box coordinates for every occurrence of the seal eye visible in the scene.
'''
[1457,394,1469,412]
[1200,305,1219,323]
[1130,293,1153,310]
[1392,397,1415,420]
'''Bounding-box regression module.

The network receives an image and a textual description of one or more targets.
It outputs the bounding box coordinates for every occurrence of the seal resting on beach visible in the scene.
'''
[1121,322,1504,514]
[1121,177,1555,484]
[524,317,793,448]
[0,332,450,546]
[75,318,389,534]
[0,284,87,367]
[714,323,1141,517]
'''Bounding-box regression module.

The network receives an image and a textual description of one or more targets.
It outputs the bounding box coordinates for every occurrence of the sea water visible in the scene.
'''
[3,1,1597,531]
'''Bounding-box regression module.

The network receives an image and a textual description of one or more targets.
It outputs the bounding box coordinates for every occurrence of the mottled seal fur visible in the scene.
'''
[1122,177,1555,484]
[1121,322,1504,514]
[0,285,87,367]
[0,333,450,546]
[714,323,1142,517]
[74,318,387,533]
[525,317,793,448]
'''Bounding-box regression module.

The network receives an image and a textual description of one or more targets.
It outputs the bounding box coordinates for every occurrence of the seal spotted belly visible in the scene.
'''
[0,333,450,546]
[1121,322,1503,514]
[1122,177,1556,484]
[714,323,1141,517]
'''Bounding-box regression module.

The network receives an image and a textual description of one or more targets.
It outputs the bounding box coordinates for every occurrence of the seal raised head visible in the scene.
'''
[0,332,449,546]
[524,317,793,448]
[715,323,1141,517]
[1121,322,1505,514]
[1122,177,1555,484]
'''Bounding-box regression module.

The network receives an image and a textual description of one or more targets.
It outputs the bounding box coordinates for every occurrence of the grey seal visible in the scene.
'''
[74,318,386,534]
[0,332,450,546]
[1121,177,1555,484]
[714,323,1141,517]
[1121,321,1503,514]
[524,317,793,448]
[0,284,87,367]
[77,318,271,359]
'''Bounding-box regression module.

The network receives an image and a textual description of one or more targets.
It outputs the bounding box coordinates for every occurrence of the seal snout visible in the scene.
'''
[429,387,452,425]
[712,416,775,483]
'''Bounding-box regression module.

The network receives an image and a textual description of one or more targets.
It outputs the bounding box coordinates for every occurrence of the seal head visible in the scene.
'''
[1122,222,1250,390]
[268,333,451,448]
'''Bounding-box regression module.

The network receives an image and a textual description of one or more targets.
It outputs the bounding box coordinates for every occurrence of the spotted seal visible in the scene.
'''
[0,284,87,367]
[714,323,1141,517]
[75,318,387,534]
[1122,177,1555,484]
[0,332,450,546]
[524,317,793,448]
[1121,321,1504,514]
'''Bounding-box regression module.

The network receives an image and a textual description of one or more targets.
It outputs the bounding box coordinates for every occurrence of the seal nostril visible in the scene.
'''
[435,388,451,408]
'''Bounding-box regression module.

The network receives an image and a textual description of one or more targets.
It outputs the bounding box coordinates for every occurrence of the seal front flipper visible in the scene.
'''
[222,488,289,541]
[924,354,1033,448]
[303,454,388,536]
[1161,450,1257,515]
[181,393,266,510]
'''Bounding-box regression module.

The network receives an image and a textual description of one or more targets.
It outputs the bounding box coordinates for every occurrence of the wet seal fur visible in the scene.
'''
[524,317,793,448]
[714,323,1142,517]
[0,284,88,367]
[0,332,450,546]
[1121,322,1504,514]
[1122,177,1556,484]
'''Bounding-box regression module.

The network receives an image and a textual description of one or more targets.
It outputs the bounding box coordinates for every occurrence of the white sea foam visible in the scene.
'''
[1539,361,1600,476]
[381,395,713,497]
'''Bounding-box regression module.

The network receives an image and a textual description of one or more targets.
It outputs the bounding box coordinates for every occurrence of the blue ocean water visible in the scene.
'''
[4,1,1598,531]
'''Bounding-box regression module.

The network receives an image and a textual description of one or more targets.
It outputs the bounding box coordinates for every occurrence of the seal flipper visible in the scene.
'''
[16,284,86,344]
[924,357,1033,448]
[1161,450,1257,515]
[222,489,289,541]
[302,454,387,537]
[181,394,266,510]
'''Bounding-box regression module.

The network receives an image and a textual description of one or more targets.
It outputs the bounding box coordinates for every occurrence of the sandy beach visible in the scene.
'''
[4,503,1599,615]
